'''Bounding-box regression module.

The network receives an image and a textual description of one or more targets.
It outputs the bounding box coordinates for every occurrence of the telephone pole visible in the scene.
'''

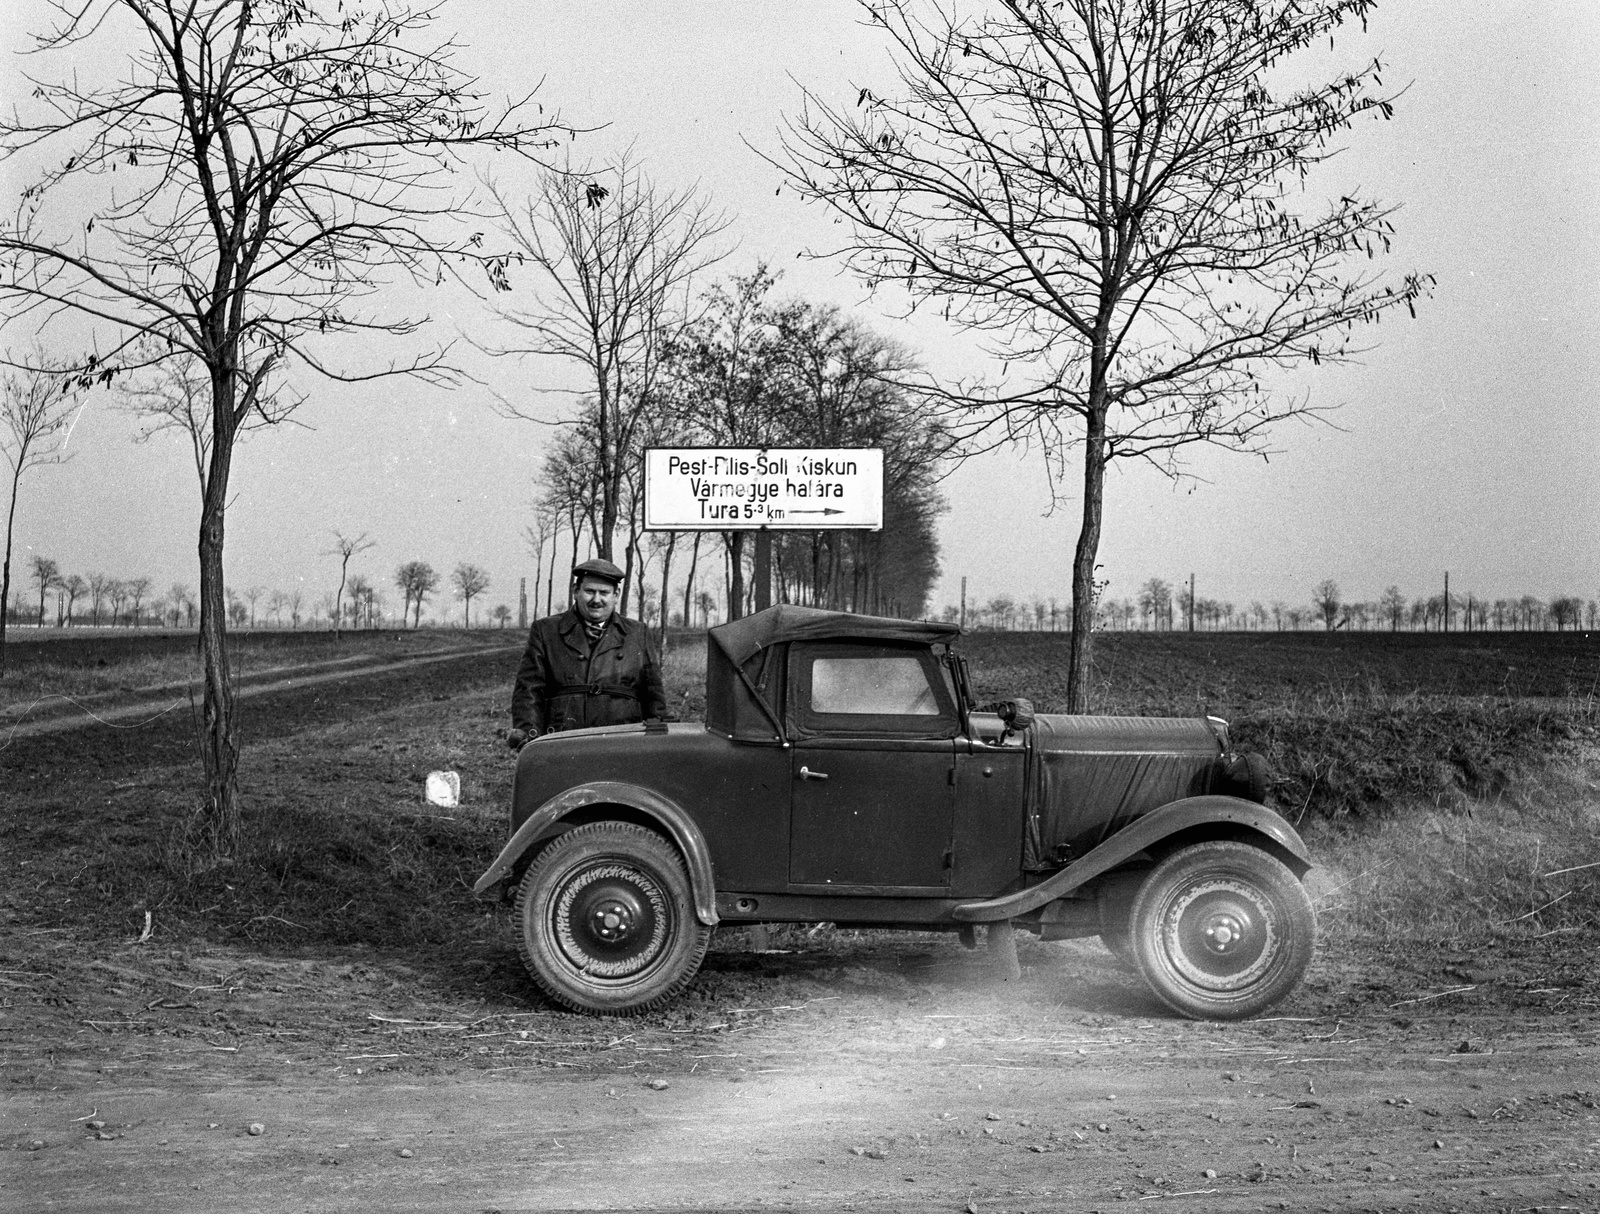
[960,576,967,630]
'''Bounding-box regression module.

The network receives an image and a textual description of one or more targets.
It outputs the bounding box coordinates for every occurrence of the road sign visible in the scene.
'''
[643,447,883,530]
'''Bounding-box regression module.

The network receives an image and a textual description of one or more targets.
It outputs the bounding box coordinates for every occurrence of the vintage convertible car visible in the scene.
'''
[475,606,1316,1019]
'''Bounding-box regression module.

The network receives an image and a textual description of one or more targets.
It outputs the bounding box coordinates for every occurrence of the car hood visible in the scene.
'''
[1023,714,1227,868]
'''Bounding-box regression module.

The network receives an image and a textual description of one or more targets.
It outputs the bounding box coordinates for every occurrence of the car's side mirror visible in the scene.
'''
[996,698,1035,743]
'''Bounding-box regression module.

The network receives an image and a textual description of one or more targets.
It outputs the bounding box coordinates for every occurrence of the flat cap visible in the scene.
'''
[571,557,625,585]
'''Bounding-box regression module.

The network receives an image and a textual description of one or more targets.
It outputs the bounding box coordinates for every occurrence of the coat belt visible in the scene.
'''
[553,683,639,700]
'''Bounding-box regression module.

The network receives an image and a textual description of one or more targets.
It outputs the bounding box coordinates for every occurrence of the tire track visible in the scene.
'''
[1,644,521,744]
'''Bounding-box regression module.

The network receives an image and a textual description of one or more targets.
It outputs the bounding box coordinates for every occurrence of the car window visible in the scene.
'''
[812,654,940,716]
[790,643,958,738]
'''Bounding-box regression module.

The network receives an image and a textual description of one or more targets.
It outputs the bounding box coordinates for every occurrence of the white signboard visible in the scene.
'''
[644,447,883,530]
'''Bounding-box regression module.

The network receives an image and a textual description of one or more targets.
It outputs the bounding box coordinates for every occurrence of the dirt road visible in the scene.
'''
[4,930,1597,1213]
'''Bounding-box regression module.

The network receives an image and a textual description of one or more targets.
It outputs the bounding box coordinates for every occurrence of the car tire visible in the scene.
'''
[1129,840,1315,1021]
[514,822,711,1015]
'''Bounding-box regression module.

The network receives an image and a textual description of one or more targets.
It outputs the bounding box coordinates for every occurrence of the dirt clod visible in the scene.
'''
[647,1079,669,1091]
[399,1148,414,1158]
[248,1123,265,1136]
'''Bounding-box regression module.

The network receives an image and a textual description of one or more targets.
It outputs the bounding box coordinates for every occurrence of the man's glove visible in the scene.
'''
[506,728,529,752]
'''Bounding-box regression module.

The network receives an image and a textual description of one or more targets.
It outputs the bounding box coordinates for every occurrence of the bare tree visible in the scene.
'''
[1379,585,1406,632]
[126,577,152,627]
[242,585,265,629]
[483,149,729,561]
[523,502,558,623]
[1,360,83,670]
[344,575,374,629]
[60,573,86,626]
[663,267,789,619]
[395,560,439,629]
[88,573,113,626]
[452,563,491,627]
[1138,578,1172,631]
[168,582,192,628]
[1313,579,1342,631]
[30,556,60,628]
[327,532,376,639]
[108,579,130,627]
[777,0,1429,709]
[0,0,570,858]
[491,604,512,628]
[1550,595,1583,632]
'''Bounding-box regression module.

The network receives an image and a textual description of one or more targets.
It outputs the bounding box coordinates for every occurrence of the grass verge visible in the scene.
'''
[4,630,1596,967]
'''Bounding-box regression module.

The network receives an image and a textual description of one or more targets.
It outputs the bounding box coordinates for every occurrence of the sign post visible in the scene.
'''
[644,447,884,617]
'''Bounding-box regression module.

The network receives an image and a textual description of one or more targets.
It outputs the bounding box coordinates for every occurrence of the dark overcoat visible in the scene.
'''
[511,608,667,735]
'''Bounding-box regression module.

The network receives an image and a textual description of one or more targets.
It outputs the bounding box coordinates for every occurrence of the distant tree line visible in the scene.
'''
[944,576,1599,634]
[6,553,512,633]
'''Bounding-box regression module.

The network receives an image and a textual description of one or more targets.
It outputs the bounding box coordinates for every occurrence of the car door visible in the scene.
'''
[786,641,959,892]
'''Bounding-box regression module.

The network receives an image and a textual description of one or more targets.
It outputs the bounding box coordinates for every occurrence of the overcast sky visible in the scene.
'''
[2,0,1596,621]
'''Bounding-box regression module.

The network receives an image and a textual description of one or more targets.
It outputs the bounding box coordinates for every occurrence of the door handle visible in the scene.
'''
[798,765,829,781]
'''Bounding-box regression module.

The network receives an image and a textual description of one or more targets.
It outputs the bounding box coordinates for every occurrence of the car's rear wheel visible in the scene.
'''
[515,822,710,1014]
[1129,841,1315,1020]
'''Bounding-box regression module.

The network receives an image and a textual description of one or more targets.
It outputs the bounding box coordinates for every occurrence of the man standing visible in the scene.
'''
[507,557,667,749]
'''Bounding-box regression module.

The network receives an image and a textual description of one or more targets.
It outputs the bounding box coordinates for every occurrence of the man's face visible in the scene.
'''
[574,576,619,624]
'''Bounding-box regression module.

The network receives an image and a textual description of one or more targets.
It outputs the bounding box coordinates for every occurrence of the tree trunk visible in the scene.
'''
[333,562,347,639]
[531,534,544,625]
[1065,403,1108,715]
[195,367,241,862]
[681,532,700,630]
[657,531,676,652]
[727,532,745,621]
[754,530,772,612]
[0,465,21,676]
[597,481,616,561]
[566,512,583,609]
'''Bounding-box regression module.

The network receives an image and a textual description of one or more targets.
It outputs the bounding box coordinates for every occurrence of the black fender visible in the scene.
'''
[952,796,1312,923]
[472,780,719,927]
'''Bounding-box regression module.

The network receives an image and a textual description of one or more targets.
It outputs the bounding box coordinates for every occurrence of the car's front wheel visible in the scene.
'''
[515,822,711,1014]
[1129,840,1315,1020]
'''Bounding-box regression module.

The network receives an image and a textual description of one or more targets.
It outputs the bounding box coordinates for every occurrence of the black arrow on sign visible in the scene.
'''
[785,508,845,516]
